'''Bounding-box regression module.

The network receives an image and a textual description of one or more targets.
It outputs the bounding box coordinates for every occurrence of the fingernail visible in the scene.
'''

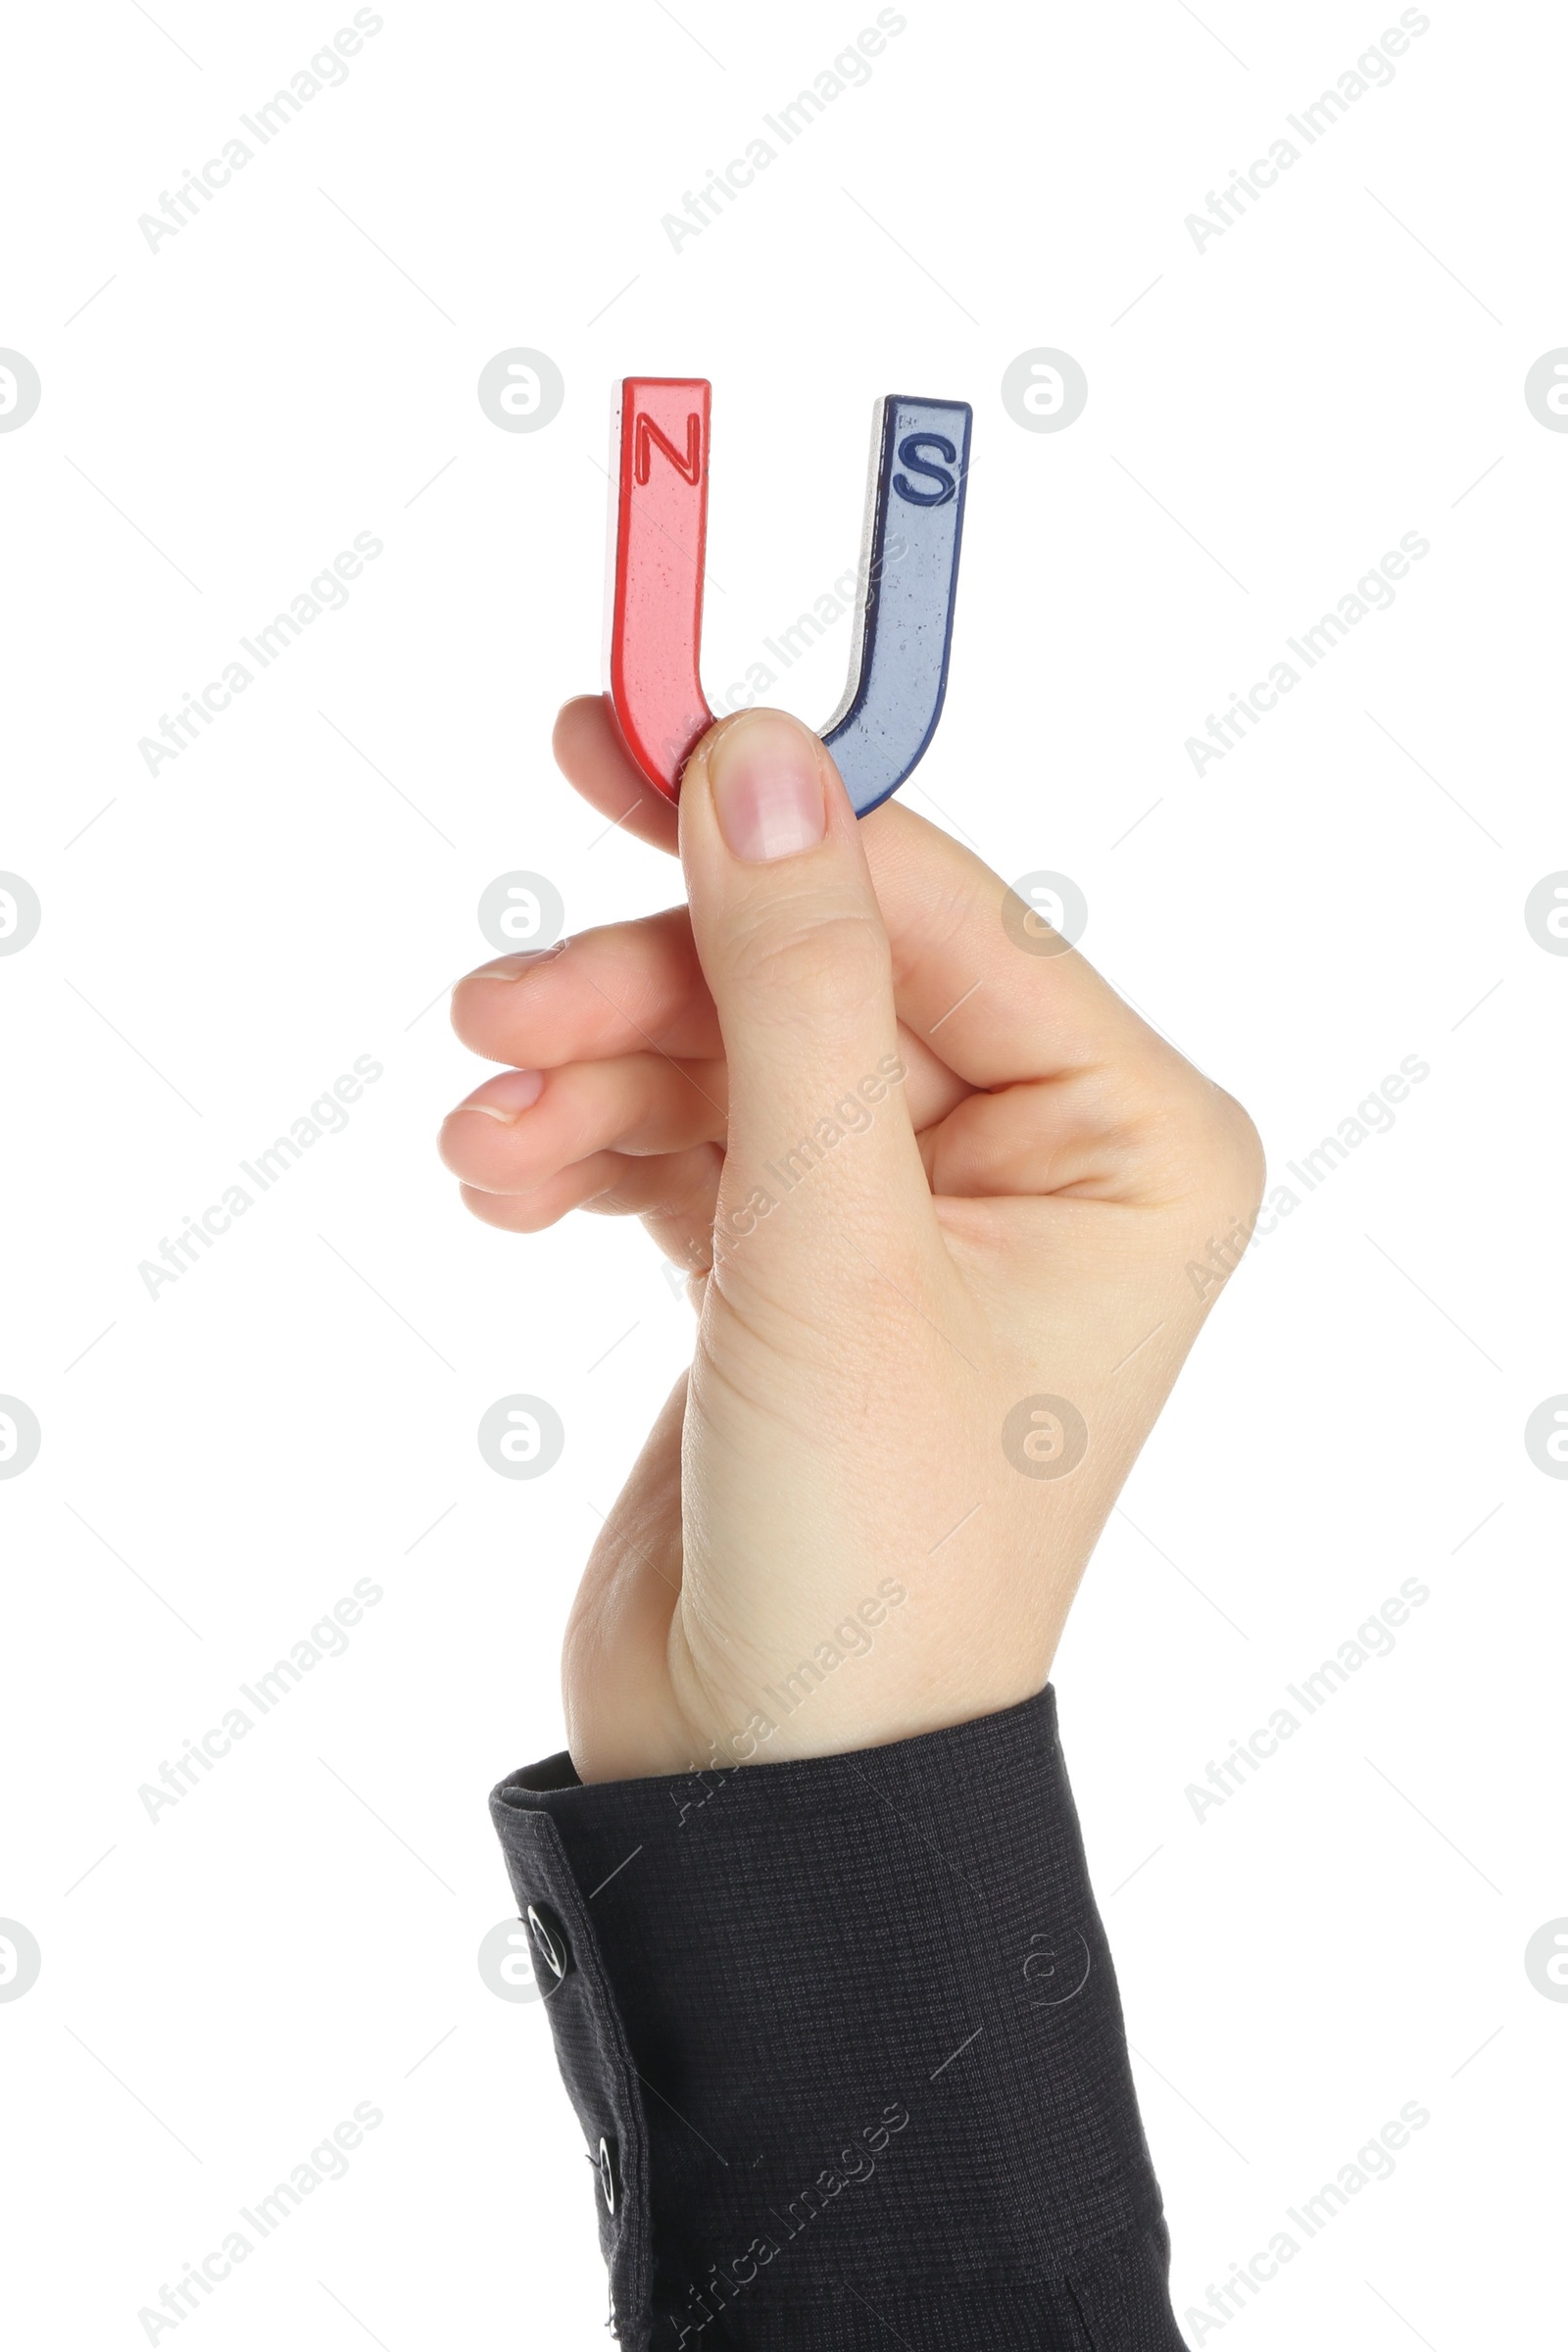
[472,942,567,980]
[466,1069,545,1124]
[706,710,826,862]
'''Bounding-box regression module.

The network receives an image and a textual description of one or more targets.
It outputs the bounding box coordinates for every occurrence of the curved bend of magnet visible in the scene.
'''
[605,377,971,816]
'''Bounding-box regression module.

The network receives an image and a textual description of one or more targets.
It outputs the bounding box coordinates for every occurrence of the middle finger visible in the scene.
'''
[440,1051,729,1195]
[451,906,718,1072]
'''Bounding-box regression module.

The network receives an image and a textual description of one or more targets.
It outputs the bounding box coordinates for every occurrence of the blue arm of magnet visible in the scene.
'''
[822,396,972,817]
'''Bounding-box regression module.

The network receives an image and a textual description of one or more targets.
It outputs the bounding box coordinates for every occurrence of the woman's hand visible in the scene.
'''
[442,702,1262,1783]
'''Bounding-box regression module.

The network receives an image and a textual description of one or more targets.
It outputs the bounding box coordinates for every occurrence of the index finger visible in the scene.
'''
[860,800,1180,1093]
[554,695,679,855]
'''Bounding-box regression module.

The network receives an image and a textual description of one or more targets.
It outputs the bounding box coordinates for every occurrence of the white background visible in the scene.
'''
[2,1,1564,2345]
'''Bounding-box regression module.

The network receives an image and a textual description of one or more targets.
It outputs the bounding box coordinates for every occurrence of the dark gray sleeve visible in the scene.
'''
[490,1686,1187,2351]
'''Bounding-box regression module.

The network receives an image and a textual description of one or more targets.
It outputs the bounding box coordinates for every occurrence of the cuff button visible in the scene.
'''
[525,1901,570,1985]
[598,2134,617,2217]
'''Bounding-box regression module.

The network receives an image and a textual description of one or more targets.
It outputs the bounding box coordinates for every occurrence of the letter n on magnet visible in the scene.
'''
[608,377,711,795]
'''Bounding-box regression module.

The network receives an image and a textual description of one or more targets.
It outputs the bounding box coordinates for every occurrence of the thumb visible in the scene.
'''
[678,707,931,1275]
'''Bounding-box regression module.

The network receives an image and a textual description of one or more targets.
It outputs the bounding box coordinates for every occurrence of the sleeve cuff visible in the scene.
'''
[489,1686,1184,2351]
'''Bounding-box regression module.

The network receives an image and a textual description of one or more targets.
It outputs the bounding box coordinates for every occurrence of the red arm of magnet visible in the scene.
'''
[606,377,714,801]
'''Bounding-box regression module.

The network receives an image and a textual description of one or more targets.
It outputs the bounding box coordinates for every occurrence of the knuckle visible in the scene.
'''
[727,905,891,1026]
[1183,1085,1266,1209]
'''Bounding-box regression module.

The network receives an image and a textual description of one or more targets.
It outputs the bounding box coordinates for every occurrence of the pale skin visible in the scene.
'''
[441,700,1264,1785]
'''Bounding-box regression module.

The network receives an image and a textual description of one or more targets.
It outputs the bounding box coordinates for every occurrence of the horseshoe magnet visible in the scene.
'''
[605,377,971,815]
